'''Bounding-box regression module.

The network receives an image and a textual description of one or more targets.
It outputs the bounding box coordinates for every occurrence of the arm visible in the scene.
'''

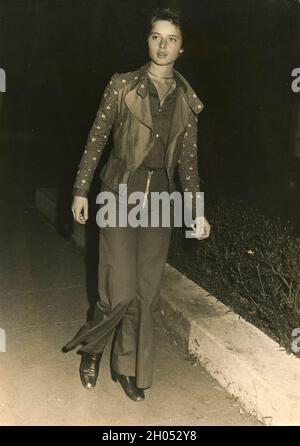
[177,109,211,239]
[72,72,119,198]
[177,112,202,219]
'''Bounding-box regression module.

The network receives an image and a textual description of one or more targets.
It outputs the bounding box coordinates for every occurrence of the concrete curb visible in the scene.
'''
[35,188,300,426]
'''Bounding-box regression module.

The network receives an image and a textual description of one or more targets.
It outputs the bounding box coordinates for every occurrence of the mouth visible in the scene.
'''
[157,52,167,57]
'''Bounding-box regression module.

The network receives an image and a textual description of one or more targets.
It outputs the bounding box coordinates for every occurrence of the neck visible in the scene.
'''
[147,61,174,79]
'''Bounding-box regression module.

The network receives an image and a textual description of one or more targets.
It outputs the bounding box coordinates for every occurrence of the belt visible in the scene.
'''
[137,164,165,172]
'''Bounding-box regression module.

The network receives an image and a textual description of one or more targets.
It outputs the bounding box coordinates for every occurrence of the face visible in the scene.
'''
[147,19,183,66]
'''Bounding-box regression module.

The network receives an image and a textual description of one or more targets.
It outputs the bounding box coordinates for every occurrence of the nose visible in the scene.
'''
[159,38,167,48]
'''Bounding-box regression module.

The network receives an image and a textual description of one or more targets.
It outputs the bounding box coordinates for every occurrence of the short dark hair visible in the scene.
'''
[148,7,184,37]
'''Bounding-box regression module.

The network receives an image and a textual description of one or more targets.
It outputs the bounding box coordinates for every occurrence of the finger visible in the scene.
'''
[75,210,84,224]
[196,229,209,239]
[83,204,88,221]
[195,226,205,237]
[79,214,87,224]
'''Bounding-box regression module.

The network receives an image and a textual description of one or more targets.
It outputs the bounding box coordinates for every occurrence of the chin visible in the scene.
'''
[152,56,172,65]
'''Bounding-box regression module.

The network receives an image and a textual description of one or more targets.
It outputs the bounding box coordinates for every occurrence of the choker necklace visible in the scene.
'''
[147,69,174,80]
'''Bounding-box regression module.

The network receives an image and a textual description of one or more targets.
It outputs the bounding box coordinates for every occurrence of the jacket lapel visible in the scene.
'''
[124,87,154,131]
[124,62,153,131]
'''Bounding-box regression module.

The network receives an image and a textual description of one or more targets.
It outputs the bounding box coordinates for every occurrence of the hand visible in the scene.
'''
[71,196,88,224]
[191,216,211,240]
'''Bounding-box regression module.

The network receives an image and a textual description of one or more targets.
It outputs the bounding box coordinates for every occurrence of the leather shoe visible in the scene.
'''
[79,352,102,389]
[112,372,145,402]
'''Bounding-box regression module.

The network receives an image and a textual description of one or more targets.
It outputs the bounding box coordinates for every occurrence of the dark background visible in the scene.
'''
[0,0,300,220]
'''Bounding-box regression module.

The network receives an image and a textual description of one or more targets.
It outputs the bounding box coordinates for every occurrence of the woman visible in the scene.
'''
[63,7,211,402]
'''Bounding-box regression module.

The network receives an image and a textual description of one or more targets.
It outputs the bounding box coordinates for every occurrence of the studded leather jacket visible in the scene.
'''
[72,61,204,216]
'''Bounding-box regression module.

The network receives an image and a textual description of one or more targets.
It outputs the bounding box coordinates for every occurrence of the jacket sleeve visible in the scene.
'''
[177,110,203,219]
[72,72,119,197]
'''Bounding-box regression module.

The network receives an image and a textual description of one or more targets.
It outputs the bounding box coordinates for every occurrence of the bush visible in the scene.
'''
[168,195,300,355]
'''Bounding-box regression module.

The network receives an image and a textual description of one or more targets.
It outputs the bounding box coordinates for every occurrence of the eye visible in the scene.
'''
[169,37,177,43]
[151,35,159,40]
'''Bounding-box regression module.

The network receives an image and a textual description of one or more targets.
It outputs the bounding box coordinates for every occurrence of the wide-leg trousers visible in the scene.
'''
[64,168,173,388]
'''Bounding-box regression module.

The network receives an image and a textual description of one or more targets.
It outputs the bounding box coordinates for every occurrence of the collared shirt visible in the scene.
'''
[142,75,178,169]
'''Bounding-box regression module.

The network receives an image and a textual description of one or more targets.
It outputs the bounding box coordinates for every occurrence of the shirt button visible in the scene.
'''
[155,133,159,138]
[158,108,161,112]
